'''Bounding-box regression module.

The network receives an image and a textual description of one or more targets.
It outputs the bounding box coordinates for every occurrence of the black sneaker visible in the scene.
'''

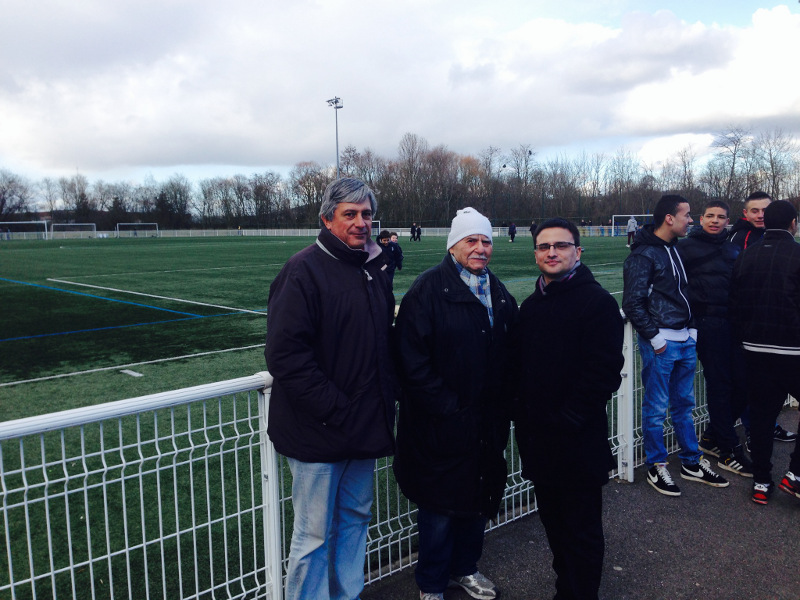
[752,481,773,505]
[680,458,730,487]
[447,571,498,600]
[718,447,753,478]
[647,463,681,496]
[698,434,722,458]
[774,425,798,442]
[779,471,800,500]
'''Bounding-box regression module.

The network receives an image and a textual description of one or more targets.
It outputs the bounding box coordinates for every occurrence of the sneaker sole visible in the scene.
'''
[752,494,770,505]
[779,483,800,499]
[680,472,730,487]
[717,461,754,478]
[646,477,681,496]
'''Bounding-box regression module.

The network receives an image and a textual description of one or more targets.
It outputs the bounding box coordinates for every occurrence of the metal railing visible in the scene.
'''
[1,323,709,599]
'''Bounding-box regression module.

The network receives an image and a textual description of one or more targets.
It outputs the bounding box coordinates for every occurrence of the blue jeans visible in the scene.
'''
[285,457,375,600]
[415,508,486,594]
[639,338,702,466]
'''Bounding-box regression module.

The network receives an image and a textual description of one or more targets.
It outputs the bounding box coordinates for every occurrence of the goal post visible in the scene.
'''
[611,214,654,237]
[50,223,97,239]
[0,220,49,240]
[115,223,160,238]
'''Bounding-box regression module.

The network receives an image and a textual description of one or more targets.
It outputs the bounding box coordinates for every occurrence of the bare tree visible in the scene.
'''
[711,126,751,202]
[0,169,33,217]
[753,128,797,199]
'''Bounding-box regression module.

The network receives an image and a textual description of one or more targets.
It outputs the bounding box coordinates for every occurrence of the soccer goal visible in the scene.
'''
[115,223,160,238]
[0,220,49,240]
[51,222,97,240]
[611,214,654,237]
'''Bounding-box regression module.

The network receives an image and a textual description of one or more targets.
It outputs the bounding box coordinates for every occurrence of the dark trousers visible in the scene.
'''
[535,483,604,600]
[415,508,486,593]
[696,316,748,454]
[743,351,800,484]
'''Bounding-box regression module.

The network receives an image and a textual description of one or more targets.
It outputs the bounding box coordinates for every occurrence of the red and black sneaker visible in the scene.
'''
[752,482,773,505]
[779,471,800,500]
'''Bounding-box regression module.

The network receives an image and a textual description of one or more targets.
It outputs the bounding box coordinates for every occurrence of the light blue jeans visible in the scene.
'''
[639,338,702,466]
[285,457,375,600]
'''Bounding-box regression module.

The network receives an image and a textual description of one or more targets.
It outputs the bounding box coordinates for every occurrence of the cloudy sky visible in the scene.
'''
[2,0,799,184]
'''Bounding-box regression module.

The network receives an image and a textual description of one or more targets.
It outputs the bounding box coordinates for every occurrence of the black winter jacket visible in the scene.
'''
[392,255,518,518]
[728,218,765,250]
[512,264,623,487]
[264,226,397,462]
[622,225,693,341]
[730,229,800,355]
[677,226,740,318]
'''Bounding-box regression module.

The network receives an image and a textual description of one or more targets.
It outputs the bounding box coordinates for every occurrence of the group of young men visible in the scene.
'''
[264,177,799,600]
[623,192,800,506]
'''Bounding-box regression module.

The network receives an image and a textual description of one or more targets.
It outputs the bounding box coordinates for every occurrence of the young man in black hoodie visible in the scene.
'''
[730,200,800,505]
[727,191,797,446]
[677,201,752,477]
[623,195,728,496]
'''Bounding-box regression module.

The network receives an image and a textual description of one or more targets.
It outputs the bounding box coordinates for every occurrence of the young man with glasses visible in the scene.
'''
[512,218,624,600]
[623,195,729,496]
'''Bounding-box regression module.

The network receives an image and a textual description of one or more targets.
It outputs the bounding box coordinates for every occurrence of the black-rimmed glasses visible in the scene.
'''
[534,241,577,252]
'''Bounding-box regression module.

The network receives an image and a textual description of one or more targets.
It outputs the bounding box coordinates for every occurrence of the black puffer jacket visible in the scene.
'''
[677,226,740,317]
[622,225,692,341]
[264,226,397,463]
[393,255,517,518]
[513,264,623,487]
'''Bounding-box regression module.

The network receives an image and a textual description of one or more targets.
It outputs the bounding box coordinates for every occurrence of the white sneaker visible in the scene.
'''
[448,571,498,599]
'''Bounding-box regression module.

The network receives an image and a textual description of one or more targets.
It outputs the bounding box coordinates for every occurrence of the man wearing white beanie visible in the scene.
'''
[393,207,517,600]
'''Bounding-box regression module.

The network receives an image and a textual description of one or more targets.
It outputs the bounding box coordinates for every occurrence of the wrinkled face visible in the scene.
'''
[321,200,372,249]
[700,206,729,235]
[450,234,493,274]
[667,202,693,238]
[743,199,770,228]
[534,227,582,285]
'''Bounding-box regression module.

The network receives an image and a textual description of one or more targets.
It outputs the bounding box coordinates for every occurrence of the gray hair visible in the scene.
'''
[319,177,377,221]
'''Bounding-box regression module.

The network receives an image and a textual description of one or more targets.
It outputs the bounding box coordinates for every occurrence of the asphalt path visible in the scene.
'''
[362,407,800,600]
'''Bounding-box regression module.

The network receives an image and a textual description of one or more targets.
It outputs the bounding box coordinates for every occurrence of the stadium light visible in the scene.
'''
[326,97,343,179]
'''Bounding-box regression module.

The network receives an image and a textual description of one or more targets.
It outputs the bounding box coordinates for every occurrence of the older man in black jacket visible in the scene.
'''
[265,178,397,600]
[513,218,623,600]
[394,207,517,600]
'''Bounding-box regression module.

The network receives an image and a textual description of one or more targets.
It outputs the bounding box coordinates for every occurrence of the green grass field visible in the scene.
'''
[0,233,630,421]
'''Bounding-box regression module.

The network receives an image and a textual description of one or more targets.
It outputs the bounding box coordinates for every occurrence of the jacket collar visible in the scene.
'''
[316,226,383,266]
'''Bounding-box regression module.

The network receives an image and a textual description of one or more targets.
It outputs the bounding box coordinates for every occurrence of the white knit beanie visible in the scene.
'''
[446,207,493,250]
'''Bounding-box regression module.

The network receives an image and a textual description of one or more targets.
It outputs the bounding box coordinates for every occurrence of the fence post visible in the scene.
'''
[616,318,636,482]
[258,374,284,600]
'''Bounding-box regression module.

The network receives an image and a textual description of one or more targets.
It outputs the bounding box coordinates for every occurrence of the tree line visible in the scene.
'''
[1,126,798,230]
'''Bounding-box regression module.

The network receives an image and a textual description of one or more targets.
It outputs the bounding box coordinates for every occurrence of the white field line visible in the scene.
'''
[0,344,264,387]
[68,262,289,279]
[47,278,265,315]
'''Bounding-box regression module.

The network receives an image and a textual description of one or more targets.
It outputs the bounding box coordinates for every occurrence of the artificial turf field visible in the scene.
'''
[0,233,629,421]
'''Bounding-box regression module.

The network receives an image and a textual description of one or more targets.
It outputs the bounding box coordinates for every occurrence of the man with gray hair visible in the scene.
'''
[265,177,398,599]
[393,207,517,600]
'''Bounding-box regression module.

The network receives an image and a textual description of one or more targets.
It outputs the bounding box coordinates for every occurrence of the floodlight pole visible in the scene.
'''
[326,97,343,178]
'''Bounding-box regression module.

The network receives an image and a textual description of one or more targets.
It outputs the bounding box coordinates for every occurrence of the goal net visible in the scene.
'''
[115,223,160,238]
[611,214,654,237]
[51,223,97,240]
[0,220,48,240]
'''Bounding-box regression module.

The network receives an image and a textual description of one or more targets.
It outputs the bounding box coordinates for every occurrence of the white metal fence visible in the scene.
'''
[1,324,708,599]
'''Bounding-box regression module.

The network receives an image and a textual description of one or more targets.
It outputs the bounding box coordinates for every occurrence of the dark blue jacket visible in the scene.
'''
[265,226,397,462]
[622,225,693,341]
[393,255,517,517]
[513,264,623,487]
[677,226,740,318]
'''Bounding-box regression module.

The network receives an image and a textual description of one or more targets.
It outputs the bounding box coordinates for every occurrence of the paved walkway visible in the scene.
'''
[362,407,800,600]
